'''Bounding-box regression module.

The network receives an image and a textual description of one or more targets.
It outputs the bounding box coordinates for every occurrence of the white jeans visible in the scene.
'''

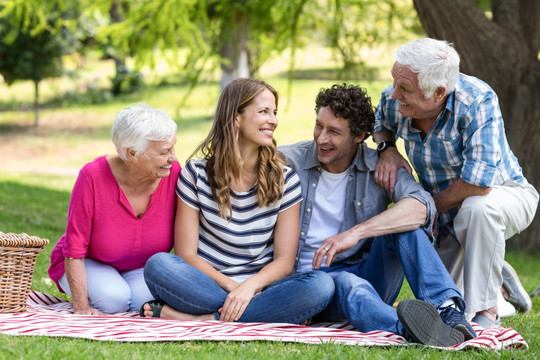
[59,258,154,313]
[435,180,538,316]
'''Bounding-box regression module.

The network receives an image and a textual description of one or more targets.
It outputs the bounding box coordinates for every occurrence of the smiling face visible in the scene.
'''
[135,136,178,179]
[235,89,277,151]
[391,63,447,121]
[313,106,364,173]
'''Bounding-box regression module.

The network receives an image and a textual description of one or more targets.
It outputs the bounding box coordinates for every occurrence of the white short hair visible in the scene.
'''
[395,38,460,98]
[111,103,177,161]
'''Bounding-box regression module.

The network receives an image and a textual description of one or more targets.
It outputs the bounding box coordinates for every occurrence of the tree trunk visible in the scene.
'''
[219,12,250,90]
[413,0,540,252]
[110,1,127,93]
[33,79,39,127]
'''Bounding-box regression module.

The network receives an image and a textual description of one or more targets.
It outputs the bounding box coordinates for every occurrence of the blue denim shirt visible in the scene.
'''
[279,140,436,270]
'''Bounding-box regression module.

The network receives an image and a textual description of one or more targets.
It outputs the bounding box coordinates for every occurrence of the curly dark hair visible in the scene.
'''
[314,83,375,139]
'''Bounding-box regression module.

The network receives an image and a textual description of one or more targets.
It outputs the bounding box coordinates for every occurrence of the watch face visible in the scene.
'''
[377,142,386,151]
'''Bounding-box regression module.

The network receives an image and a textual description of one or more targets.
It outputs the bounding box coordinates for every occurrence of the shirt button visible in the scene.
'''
[300,232,305,236]
[423,143,428,147]
[357,201,362,206]
[312,183,316,187]
[306,208,311,213]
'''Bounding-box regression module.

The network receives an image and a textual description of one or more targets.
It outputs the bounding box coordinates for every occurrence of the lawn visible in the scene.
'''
[1,50,539,359]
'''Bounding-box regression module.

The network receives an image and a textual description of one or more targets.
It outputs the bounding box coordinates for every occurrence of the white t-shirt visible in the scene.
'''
[297,167,350,272]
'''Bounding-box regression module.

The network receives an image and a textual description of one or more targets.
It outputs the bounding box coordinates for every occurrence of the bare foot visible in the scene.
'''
[142,303,214,321]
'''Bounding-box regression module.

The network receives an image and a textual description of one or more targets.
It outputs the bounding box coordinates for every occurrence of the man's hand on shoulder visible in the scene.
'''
[312,230,359,270]
[374,147,412,193]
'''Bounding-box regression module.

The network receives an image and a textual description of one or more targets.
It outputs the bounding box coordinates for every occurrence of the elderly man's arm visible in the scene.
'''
[433,178,491,212]
[312,197,427,269]
[373,130,412,193]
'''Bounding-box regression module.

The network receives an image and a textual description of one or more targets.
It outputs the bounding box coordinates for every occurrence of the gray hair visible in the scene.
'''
[111,103,177,161]
[395,38,460,99]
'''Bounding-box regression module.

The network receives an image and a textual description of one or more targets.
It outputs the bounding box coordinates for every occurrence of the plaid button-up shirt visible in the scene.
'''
[374,73,525,224]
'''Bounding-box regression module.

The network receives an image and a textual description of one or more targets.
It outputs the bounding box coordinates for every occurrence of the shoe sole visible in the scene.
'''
[502,261,532,313]
[454,323,476,341]
[397,299,464,347]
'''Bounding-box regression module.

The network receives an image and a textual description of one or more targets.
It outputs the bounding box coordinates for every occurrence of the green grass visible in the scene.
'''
[1,54,539,358]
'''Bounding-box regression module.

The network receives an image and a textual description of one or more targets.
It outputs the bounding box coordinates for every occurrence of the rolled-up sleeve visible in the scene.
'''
[460,93,501,188]
[391,168,436,239]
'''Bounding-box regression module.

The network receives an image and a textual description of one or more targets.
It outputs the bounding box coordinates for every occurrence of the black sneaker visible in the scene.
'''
[439,302,477,340]
[397,299,464,347]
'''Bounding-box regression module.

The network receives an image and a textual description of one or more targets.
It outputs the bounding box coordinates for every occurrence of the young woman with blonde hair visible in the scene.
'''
[141,78,334,323]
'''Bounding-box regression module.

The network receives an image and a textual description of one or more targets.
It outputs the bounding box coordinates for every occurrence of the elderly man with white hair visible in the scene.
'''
[373,38,538,329]
[48,103,180,315]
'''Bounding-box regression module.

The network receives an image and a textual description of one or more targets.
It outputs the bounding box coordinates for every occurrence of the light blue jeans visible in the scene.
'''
[144,253,335,324]
[316,228,464,334]
[58,258,154,313]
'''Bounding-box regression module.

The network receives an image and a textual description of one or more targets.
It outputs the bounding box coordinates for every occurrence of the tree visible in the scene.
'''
[208,0,309,89]
[328,0,423,79]
[412,0,540,251]
[97,0,309,90]
[0,0,78,126]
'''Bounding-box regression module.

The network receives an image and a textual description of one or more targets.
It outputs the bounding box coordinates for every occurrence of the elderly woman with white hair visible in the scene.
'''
[48,103,180,315]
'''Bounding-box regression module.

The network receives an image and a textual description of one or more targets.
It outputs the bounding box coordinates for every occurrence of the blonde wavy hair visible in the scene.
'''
[190,78,286,218]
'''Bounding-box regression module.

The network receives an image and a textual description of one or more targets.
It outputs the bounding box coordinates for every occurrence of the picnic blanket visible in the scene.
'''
[0,291,528,351]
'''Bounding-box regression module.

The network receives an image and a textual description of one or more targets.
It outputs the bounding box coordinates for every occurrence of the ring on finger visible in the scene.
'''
[324,246,329,252]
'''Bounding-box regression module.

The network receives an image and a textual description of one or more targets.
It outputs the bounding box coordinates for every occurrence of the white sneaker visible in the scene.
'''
[502,260,532,313]
[497,290,516,318]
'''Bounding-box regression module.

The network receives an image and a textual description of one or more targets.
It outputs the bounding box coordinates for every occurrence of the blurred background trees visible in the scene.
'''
[0,0,422,97]
[1,0,538,250]
[0,0,79,125]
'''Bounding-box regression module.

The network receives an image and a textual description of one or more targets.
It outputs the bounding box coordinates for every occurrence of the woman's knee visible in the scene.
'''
[88,281,131,313]
[144,252,179,278]
[299,271,335,300]
[315,271,335,294]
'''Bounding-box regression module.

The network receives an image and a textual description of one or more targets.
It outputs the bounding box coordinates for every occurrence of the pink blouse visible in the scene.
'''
[48,156,181,292]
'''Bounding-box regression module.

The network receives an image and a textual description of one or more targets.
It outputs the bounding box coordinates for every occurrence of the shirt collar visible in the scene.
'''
[303,141,377,172]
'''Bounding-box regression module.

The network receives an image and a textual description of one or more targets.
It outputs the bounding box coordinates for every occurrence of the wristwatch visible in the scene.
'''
[376,140,396,154]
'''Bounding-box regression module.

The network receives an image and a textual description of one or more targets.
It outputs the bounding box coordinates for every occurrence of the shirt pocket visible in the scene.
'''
[436,136,464,168]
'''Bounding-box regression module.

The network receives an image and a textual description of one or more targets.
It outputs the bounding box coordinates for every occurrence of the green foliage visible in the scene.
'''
[95,0,211,76]
[0,16,75,85]
[325,0,424,78]
[110,66,145,96]
[1,0,426,101]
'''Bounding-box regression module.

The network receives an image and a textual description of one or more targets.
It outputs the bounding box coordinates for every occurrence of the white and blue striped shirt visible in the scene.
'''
[177,159,302,282]
[375,73,525,224]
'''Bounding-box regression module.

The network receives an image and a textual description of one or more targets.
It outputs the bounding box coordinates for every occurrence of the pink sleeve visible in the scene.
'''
[62,168,95,258]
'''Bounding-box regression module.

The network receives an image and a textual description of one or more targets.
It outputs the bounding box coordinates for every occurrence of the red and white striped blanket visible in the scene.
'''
[0,291,528,351]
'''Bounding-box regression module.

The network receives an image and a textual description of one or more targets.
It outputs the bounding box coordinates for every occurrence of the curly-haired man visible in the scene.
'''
[279,83,476,346]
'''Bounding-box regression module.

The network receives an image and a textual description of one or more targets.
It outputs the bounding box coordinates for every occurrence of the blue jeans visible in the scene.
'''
[317,228,464,333]
[144,253,335,324]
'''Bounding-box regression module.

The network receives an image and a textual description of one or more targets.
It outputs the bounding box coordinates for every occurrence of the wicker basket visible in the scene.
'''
[0,232,49,313]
